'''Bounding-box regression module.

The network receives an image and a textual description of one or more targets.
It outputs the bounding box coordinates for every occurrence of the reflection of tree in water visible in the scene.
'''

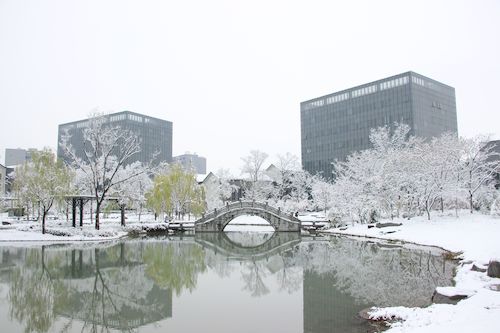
[9,248,56,333]
[76,248,164,332]
[2,236,456,333]
[241,260,270,297]
[7,243,174,333]
[275,251,302,294]
[295,237,455,307]
[195,232,304,297]
[143,242,206,296]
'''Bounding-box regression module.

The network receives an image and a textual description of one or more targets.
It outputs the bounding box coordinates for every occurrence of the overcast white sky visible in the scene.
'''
[1,0,499,174]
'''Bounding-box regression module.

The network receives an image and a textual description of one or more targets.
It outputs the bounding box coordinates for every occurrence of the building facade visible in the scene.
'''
[301,71,457,177]
[0,164,6,195]
[173,153,207,174]
[57,111,173,166]
[4,148,40,167]
[484,140,500,189]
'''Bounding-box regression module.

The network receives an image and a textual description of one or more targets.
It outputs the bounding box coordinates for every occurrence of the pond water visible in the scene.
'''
[0,232,456,333]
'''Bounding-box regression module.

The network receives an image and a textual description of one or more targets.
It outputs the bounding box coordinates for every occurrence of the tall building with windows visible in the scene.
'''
[57,111,173,166]
[301,71,457,177]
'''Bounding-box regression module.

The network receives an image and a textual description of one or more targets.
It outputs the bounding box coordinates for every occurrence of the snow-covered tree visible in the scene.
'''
[59,113,150,229]
[12,149,73,233]
[330,122,500,221]
[111,162,153,222]
[241,150,269,183]
[460,136,500,213]
[332,124,417,222]
[241,150,270,201]
[311,175,335,216]
[203,169,235,210]
[272,152,301,202]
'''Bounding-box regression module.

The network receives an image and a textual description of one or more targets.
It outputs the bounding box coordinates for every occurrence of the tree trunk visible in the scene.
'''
[95,202,101,230]
[425,200,431,220]
[120,204,125,227]
[42,211,47,234]
[469,192,473,214]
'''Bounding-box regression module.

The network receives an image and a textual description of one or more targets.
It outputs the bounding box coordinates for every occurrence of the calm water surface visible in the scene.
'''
[0,233,456,333]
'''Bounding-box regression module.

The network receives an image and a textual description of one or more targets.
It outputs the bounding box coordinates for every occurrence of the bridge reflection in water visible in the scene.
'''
[195,232,301,260]
[0,234,456,333]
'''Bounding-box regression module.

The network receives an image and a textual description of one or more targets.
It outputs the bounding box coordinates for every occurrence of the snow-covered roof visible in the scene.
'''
[197,172,217,184]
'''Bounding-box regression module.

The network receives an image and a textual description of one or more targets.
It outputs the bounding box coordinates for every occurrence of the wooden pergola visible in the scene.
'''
[65,195,127,227]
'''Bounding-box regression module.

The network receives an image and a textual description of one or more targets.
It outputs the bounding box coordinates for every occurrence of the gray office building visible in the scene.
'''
[173,153,207,174]
[57,111,173,166]
[0,164,6,195]
[301,71,457,177]
[4,148,40,167]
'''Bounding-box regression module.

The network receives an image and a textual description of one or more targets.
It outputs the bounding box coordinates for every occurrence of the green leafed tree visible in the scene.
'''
[13,149,73,234]
[146,164,205,220]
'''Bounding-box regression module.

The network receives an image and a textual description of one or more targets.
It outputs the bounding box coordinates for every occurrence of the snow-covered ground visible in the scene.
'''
[323,211,500,333]
[0,212,173,243]
[0,212,282,242]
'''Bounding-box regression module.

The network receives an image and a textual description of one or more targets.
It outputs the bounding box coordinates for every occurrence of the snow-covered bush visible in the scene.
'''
[491,197,500,217]
[329,124,500,222]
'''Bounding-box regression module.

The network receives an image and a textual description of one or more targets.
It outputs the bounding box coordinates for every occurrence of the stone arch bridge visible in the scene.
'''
[194,201,301,232]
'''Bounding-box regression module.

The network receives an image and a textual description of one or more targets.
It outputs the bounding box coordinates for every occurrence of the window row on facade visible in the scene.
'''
[304,76,410,110]
[303,75,453,112]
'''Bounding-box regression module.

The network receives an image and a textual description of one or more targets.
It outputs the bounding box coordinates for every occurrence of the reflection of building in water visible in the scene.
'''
[303,270,370,333]
[56,248,173,331]
[0,245,173,332]
[0,237,458,333]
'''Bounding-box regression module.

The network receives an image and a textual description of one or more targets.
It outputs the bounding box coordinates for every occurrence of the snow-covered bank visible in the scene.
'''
[323,212,500,333]
[0,213,177,243]
[0,226,128,243]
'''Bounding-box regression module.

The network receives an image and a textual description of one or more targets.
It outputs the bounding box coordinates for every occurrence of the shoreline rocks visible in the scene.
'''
[487,260,500,278]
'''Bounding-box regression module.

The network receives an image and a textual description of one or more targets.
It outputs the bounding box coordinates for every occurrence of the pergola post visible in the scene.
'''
[72,198,76,228]
[79,198,84,227]
[120,204,126,226]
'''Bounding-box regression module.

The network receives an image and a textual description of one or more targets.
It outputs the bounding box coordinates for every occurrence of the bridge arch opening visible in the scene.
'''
[225,231,275,248]
[223,215,275,233]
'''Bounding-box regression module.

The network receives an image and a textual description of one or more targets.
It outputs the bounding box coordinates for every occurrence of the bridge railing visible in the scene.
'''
[195,201,298,225]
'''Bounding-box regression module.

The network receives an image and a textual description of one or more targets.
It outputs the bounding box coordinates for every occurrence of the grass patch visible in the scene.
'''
[442,250,463,260]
